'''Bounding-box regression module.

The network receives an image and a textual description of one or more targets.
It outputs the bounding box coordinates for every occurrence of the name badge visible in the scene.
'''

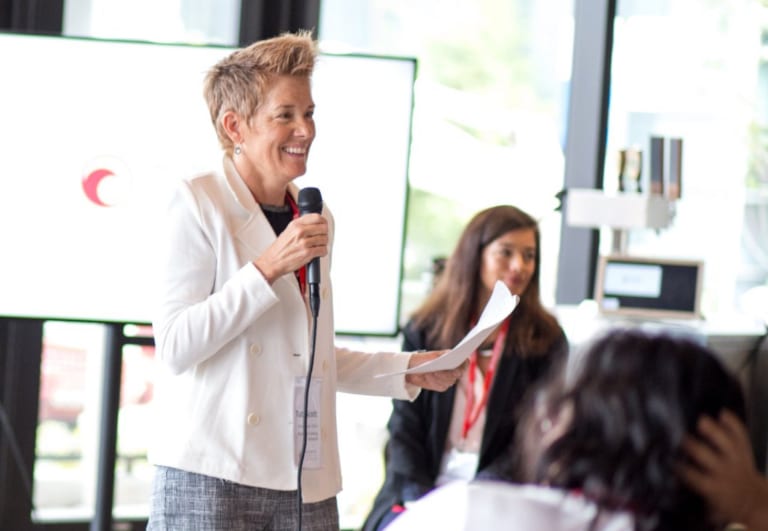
[437,448,479,486]
[294,376,323,469]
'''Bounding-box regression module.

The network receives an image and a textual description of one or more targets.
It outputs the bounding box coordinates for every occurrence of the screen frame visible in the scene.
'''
[0,32,415,336]
[594,254,704,320]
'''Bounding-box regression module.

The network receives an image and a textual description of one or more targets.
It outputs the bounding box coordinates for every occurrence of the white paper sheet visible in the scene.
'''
[378,280,519,376]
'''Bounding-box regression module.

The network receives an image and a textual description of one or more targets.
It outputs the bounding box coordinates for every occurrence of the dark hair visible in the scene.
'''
[531,328,746,531]
[410,205,561,356]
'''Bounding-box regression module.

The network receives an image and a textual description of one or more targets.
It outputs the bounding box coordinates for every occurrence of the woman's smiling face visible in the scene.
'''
[241,74,316,187]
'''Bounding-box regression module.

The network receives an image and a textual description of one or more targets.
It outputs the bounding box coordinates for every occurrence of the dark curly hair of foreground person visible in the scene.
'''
[518,328,747,531]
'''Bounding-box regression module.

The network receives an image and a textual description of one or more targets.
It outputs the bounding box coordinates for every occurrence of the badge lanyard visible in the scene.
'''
[284,193,307,295]
[461,317,510,440]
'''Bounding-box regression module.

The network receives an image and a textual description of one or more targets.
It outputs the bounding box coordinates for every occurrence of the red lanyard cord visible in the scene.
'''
[284,193,307,295]
[461,317,510,440]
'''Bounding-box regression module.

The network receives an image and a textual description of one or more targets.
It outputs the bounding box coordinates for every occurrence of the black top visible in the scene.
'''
[260,203,293,236]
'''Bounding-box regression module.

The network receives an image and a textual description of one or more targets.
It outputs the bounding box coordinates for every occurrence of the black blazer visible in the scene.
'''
[361,320,568,531]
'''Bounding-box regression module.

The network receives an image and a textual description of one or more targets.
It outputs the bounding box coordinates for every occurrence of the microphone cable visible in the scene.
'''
[0,400,37,518]
[296,308,319,531]
[294,186,323,530]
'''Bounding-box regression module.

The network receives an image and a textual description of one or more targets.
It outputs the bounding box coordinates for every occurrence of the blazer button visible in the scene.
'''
[247,413,260,426]
[321,287,330,301]
[249,343,262,356]
[322,360,328,372]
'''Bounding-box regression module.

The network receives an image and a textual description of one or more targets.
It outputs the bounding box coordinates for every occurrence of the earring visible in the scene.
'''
[234,144,242,156]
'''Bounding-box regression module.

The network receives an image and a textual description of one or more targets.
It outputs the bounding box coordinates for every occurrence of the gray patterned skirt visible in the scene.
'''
[147,466,339,530]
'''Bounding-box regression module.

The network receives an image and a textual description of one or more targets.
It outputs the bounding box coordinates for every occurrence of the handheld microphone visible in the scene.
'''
[297,187,322,317]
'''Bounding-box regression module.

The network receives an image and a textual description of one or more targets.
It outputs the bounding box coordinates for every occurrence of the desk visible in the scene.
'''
[555,303,768,473]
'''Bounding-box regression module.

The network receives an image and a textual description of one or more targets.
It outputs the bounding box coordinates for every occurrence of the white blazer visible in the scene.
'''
[150,156,417,503]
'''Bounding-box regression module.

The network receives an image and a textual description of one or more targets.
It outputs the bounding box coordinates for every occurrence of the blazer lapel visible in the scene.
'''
[220,157,305,301]
[221,156,275,256]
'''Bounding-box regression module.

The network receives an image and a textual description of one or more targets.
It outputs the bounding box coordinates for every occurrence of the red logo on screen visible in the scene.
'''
[81,158,131,207]
[82,168,115,207]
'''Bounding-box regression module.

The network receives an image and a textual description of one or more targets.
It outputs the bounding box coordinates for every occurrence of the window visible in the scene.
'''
[319,1,574,527]
[35,321,104,522]
[34,322,155,523]
[605,0,768,321]
[320,0,573,320]
[63,0,240,45]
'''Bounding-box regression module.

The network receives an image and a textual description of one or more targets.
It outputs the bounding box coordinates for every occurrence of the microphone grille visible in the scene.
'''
[298,187,323,214]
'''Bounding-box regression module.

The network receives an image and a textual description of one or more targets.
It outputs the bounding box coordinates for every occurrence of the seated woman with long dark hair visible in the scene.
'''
[384,328,748,531]
[362,205,567,531]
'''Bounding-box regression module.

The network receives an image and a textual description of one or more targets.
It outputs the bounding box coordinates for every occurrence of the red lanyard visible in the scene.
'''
[284,193,307,295]
[461,317,510,440]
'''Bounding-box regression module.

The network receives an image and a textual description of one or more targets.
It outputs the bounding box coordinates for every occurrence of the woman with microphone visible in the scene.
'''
[147,31,463,531]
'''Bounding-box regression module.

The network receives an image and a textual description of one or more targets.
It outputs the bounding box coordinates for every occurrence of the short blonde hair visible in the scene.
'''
[203,30,318,155]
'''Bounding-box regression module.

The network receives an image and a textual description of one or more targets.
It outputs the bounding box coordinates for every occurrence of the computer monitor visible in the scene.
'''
[594,255,704,320]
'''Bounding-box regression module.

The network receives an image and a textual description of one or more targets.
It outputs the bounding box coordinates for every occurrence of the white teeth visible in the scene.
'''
[284,146,306,154]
